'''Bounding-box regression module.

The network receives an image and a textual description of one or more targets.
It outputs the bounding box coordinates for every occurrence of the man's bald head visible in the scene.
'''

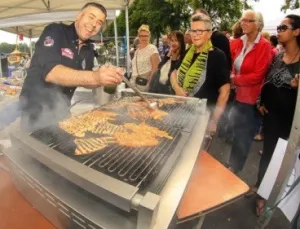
[162,34,169,45]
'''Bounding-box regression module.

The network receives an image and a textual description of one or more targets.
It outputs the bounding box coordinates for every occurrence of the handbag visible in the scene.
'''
[135,50,150,91]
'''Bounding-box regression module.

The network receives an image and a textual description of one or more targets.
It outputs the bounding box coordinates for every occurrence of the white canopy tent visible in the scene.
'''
[0,0,133,76]
[263,8,300,35]
[0,0,128,19]
[0,10,117,38]
[0,10,117,57]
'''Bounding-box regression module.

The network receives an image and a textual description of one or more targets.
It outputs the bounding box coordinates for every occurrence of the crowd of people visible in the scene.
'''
[129,9,300,218]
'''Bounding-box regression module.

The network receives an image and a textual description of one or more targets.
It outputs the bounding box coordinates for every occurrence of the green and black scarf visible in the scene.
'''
[177,41,213,95]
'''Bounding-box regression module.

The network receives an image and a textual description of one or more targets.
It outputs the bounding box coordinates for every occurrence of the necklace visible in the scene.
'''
[283,48,300,65]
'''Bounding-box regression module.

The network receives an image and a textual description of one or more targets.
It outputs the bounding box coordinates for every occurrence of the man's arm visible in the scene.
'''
[45,65,123,87]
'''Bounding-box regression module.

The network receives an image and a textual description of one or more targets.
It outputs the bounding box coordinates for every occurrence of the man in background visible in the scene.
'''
[184,29,193,49]
[159,34,170,59]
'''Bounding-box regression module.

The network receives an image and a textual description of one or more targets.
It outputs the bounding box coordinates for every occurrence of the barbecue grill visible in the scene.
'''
[5,91,210,229]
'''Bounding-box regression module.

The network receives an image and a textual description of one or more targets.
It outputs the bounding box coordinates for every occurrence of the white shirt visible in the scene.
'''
[131,44,159,76]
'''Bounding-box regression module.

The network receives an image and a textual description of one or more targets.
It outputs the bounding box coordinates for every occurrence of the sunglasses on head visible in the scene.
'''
[277,24,294,32]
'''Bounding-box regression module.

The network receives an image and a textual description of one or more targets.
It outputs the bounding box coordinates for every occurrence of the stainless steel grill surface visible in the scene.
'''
[7,92,209,229]
[29,94,200,192]
[30,125,182,191]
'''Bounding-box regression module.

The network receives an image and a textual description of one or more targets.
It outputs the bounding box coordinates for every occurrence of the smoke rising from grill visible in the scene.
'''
[19,82,76,132]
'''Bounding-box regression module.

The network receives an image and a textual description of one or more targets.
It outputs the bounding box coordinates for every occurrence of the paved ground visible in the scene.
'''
[199,137,291,229]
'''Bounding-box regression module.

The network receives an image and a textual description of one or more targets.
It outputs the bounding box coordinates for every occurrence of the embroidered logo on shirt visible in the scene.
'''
[82,59,86,70]
[61,48,74,60]
[44,36,54,47]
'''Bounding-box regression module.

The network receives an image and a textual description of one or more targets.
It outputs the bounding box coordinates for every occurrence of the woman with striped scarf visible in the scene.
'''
[170,14,230,134]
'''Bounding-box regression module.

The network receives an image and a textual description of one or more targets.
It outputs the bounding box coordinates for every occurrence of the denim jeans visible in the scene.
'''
[228,101,259,172]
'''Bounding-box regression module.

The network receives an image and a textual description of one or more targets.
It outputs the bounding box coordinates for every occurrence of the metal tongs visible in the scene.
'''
[122,77,157,110]
[104,62,157,109]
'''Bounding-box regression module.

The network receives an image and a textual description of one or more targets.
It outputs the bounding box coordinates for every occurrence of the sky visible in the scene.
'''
[0,0,287,45]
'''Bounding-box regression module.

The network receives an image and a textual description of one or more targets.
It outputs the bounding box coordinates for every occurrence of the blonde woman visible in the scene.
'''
[130,24,160,92]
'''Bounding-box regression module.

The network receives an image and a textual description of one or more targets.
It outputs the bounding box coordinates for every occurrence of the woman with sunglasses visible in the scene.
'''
[227,10,273,173]
[130,24,160,92]
[254,14,300,217]
[170,14,230,134]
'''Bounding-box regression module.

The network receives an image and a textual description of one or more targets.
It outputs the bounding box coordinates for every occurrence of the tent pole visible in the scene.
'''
[125,0,130,78]
[0,55,2,77]
[15,26,19,50]
[114,18,119,67]
[29,29,33,56]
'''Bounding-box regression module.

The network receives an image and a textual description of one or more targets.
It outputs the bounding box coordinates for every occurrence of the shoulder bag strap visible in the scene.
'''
[136,50,140,76]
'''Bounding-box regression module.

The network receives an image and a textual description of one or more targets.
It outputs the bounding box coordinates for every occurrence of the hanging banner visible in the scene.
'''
[18,34,24,41]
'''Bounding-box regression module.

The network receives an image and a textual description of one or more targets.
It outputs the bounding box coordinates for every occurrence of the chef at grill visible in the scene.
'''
[19,2,123,132]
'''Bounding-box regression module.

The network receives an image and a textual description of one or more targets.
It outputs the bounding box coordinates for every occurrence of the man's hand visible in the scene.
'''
[94,65,124,86]
[258,105,268,116]
[290,74,299,88]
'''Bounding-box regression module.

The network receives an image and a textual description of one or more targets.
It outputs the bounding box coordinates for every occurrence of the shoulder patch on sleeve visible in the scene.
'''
[44,36,54,47]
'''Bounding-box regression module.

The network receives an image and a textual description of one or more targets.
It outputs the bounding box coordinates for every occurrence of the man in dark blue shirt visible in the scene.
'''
[20,2,123,132]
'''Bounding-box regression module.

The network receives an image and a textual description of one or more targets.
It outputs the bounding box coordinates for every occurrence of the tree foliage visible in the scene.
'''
[104,0,299,43]
[0,42,32,54]
[281,0,300,11]
[105,0,244,41]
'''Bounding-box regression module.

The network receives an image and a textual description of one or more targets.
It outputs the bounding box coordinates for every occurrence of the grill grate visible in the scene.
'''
[30,95,200,190]
[101,94,199,131]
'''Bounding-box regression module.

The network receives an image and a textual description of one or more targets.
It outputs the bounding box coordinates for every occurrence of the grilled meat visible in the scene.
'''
[114,131,159,147]
[114,122,172,147]
[127,106,168,121]
[74,137,115,155]
[156,98,184,107]
[92,120,125,135]
[102,96,141,110]
[59,110,117,137]
[124,123,173,139]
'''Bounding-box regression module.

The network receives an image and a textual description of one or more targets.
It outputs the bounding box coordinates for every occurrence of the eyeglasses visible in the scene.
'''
[277,24,294,33]
[189,29,211,35]
[240,18,256,23]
